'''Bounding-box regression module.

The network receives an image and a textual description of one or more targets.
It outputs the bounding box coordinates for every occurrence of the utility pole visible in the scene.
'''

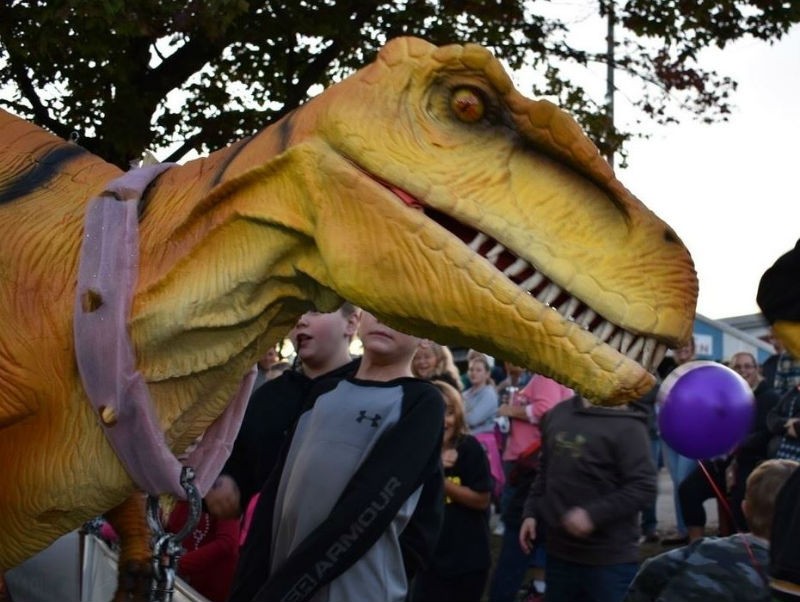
[605,0,616,168]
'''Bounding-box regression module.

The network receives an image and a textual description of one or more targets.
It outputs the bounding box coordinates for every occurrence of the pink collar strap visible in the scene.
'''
[74,164,255,498]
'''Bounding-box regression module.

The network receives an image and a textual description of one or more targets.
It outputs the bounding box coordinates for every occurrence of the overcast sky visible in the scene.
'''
[548,18,799,323]
[509,4,800,321]
[615,25,800,320]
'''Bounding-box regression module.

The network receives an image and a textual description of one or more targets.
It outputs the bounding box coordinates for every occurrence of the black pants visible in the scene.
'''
[678,459,746,532]
[728,456,760,530]
[409,568,489,602]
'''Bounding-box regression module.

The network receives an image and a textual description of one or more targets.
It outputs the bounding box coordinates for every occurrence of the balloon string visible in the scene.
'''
[697,459,738,529]
[697,459,768,584]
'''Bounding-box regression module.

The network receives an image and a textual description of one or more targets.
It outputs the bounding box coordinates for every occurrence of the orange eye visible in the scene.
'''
[450,87,485,123]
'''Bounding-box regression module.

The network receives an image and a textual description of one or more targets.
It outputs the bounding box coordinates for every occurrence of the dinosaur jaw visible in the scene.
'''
[439,209,670,373]
[368,172,668,376]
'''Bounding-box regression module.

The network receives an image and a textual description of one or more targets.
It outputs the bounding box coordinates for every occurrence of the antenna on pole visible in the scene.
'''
[605,0,616,168]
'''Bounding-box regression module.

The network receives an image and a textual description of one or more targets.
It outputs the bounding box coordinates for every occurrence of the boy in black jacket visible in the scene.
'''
[229,312,445,602]
[206,304,361,520]
[519,395,657,602]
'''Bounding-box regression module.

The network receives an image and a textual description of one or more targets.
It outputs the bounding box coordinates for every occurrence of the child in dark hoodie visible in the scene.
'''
[519,395,657,602]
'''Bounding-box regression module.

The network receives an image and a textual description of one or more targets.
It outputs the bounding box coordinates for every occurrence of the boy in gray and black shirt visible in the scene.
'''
[229,312,445,602]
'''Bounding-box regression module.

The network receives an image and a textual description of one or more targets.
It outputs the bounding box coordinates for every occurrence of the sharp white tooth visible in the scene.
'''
[626,337,645,362]
[468,232,488,252]
[503,258,529,277]
[609,331,623,350]
[594,321,614,342]
[539,283,561,306]
[559,297,580,319]
[641,338,657,370]
[578,309,597,329]
[520,272,544,292]
[651,343,667,372]
[620,332,634,354]
[486,243,505,262]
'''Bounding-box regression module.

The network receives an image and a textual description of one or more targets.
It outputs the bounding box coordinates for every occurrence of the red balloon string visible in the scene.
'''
[697,459,768,584]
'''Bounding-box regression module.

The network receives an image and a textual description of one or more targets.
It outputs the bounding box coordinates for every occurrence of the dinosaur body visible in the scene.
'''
[0,37,697,575]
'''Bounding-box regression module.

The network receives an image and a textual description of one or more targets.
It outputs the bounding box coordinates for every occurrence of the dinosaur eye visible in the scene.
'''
[450,87,485,123]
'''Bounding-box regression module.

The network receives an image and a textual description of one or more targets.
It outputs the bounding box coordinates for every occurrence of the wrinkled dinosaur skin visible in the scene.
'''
[0,37,697,576]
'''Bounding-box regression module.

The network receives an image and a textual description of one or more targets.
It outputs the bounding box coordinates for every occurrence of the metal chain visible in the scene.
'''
[145,466,202,602]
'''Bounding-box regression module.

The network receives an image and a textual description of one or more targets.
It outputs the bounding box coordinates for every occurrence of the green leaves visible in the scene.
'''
[0,0,796,168]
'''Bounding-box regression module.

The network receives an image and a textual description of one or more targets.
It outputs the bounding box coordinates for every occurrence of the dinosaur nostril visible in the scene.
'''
[664,227,680,244]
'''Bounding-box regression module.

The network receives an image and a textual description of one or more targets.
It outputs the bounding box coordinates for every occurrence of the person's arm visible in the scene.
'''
[254,384,444,602]
[444,480,490,509]
[443,436,492,511]
[466,387,498,429]
[737,387,781,454]
[519,423,548,554]
[226,416,298,602]
[398,461,444,580]
[497,403,528,421]
[508,378,573,424]
[579,420,658,529]
[766,391,795,435]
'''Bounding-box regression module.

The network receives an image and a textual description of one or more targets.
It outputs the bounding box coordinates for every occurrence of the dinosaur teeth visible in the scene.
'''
[640,338,658,370]
[503,258,529,277]
[559,297,581,320]
[651,343,668,371]
[539,283,562,306]
[620,332,635,354]
[425,208,670,375]
[486,243,505,262]
[593,320,615,343]
[520,271,544,292]
[626,337,645,363]
[468,232,488,252]
[578,308,597,329]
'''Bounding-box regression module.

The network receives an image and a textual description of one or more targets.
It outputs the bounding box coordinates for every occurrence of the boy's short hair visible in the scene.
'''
[339,302,359,318]
[745,458,799,538]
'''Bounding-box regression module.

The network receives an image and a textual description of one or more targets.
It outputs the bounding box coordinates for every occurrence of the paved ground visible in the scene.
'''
[654,465,718,537]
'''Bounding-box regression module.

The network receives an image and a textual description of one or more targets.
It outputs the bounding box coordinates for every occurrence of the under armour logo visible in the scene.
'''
[356,411,382,427]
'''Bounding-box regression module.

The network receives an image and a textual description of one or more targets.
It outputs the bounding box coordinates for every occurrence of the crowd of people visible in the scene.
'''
[92,307,800,602]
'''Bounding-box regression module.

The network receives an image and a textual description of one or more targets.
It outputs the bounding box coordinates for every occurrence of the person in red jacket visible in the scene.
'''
[165,500,241,602]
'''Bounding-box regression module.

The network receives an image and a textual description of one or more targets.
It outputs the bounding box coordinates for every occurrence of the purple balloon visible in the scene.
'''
[657,361,755,460]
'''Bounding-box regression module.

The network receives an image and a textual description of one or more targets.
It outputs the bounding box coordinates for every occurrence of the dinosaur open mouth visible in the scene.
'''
[370,175,667,373]
[423,205,668,372]
[361,165,668,373]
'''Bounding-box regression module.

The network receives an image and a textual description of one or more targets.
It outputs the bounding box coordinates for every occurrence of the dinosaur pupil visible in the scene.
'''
[451,88,484,123]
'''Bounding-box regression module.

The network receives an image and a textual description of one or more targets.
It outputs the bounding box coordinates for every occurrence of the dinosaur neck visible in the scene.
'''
[128,114,343,452]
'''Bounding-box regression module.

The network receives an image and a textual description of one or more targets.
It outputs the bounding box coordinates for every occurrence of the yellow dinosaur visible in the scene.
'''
[0,37,697,593]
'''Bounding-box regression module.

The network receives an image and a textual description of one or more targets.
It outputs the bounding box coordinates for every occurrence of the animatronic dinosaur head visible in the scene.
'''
[266,37,698,402]
[0,37,696,570]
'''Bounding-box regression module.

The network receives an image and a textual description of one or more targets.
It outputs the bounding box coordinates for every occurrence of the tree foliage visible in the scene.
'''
[1,0,797,168]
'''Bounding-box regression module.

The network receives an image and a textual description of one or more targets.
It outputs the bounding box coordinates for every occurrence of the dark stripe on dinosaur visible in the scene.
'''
[0,144,87,205]
[211,136,254,187]
[211,112,294,186]
[137,167,173,222]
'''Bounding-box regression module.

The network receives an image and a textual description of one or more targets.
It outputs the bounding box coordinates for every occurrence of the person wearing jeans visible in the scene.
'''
[519,395,656,602]
[488,375,572,602]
